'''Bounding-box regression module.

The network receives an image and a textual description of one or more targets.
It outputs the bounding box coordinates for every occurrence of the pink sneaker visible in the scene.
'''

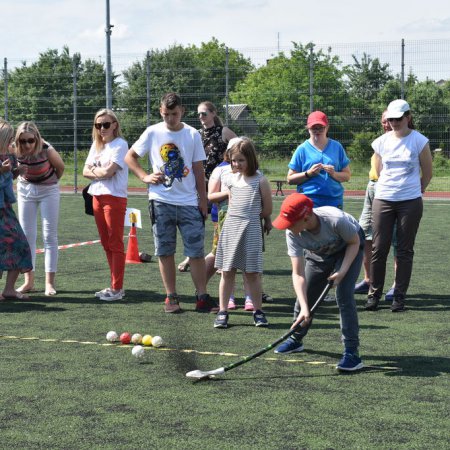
[244,296,254,311]
[228,296,237,310]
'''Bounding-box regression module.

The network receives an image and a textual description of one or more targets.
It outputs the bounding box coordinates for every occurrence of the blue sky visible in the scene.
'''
[2,0,450,62]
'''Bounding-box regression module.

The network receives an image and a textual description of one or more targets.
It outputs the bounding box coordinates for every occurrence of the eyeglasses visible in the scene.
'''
[19,138,36,145]
[94,121,115,130]
[197,112,208,117]
[387,116,404,122]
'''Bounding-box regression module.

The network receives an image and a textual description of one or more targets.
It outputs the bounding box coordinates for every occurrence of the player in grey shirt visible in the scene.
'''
[272,193,365,371]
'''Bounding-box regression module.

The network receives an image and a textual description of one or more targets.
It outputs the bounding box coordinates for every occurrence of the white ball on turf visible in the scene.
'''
[106,331,119,342]
[132,345,145,358]
[151,336,163,348]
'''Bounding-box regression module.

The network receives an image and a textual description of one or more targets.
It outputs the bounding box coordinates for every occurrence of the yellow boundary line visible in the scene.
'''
[0,334,400,370]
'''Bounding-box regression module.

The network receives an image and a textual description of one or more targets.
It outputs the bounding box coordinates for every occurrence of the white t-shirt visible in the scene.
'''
[209,163,233,209]
[372,130,428,201]
[132,122,206,206]
[85,137,129,198]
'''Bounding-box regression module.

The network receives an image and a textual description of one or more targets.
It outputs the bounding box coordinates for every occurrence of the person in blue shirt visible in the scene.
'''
[287,111,351,209]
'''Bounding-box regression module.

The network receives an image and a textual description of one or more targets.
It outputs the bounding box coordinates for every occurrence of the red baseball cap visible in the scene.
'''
[307,111,328,128]
[273,194,314,230]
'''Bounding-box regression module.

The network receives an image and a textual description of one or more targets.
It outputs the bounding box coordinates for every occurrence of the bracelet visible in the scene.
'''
[304,171,310,179]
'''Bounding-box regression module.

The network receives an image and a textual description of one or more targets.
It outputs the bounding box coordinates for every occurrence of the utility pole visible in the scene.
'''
[105,0,114,108]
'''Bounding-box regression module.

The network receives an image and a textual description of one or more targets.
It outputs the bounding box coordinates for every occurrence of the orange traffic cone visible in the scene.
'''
[126,224,141,264]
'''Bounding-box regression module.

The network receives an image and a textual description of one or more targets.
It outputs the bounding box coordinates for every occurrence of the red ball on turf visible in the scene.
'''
[120,332,132,345]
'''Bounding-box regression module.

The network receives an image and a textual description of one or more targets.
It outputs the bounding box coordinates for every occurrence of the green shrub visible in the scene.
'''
[346,131,378,162]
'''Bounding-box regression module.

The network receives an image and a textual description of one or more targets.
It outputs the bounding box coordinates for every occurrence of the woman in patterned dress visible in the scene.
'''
[0,119,32,300]
[177,101,236,273]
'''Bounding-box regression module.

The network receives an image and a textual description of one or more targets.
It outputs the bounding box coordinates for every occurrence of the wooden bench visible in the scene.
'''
[271,180,286,196]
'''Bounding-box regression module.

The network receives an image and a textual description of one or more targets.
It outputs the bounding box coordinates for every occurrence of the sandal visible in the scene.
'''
[2,291,31,301]
[178,261,190,272]
[16,285,36,293]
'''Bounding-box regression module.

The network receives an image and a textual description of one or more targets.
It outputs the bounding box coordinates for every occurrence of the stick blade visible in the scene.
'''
[186,367,225,380]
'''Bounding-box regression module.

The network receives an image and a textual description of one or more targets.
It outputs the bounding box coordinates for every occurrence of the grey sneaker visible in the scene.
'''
[164,295,181,313]
[391,297,405,312]
[214,311,229,328]
[365,294,380,311]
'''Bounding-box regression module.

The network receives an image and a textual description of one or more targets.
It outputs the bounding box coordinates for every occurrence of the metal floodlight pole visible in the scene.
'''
[401,38,405,99]
[146,50,151,127]
[4,58,8,121]
[105,0,114,109]
[225,47,229,126]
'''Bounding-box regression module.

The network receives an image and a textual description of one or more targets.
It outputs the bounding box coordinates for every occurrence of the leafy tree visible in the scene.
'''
[5,47,109,152]
[344,53,393,137]
[407,80,449,149]
[118,39,253,144]
[230,42,348,157]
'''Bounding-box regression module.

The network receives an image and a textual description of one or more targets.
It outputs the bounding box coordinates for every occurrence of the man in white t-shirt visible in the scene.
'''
[125,92,218,314]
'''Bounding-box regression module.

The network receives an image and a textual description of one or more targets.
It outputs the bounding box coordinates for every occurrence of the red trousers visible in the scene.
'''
[93,195,127,290]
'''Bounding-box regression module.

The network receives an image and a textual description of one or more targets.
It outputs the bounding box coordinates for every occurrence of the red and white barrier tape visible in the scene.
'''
[35,240,101,254]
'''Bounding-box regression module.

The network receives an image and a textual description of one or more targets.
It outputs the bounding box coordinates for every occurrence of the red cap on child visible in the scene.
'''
[272,194,314,230]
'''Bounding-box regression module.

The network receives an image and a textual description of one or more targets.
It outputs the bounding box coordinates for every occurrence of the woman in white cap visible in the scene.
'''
[365,99,433,312]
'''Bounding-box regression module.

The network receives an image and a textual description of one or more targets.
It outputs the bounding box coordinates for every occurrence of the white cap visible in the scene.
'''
[386,99,410,119]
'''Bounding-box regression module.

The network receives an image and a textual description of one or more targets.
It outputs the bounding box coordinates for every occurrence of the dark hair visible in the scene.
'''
[161,92,182,109]
[229,137,259,176]
[403,111,415,129]
[198,101,223,126]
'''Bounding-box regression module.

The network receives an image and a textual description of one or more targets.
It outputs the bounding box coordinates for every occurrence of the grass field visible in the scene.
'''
[1,195,449,449]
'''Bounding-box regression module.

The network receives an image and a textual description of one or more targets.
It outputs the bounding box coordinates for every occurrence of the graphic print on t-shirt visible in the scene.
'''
[159,143,189,187]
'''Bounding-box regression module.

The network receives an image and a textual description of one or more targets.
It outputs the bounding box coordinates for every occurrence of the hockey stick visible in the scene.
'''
[186,280,334,380]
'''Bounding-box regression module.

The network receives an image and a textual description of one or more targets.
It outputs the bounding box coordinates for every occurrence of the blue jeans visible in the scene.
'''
[293,229,364,350]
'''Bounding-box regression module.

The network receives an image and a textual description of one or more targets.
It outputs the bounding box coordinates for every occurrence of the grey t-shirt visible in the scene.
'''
[286,206,360,257]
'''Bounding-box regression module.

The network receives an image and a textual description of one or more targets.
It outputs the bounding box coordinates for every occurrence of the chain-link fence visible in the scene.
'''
[2,39,450,190]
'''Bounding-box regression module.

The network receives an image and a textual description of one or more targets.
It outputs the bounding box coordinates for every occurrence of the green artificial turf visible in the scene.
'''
[0,196,449,449]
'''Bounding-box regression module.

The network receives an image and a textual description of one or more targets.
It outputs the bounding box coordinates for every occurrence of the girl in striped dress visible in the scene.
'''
[214,138,272,328]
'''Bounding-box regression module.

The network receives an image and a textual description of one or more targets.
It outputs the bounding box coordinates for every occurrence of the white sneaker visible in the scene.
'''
[96,288,125,299]
[95,287,110,298]
[99,290,124,301]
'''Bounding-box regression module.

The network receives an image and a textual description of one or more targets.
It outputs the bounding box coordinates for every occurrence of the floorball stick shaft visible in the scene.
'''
[186,280,334,380]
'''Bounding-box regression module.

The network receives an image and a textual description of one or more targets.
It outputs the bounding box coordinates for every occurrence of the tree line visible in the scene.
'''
[2,39,449,161]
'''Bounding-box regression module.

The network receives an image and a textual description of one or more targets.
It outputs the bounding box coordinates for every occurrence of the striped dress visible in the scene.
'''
[215,172,263,273]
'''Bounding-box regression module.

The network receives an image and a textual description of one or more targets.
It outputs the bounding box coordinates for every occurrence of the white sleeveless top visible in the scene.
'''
[371,130,428,201]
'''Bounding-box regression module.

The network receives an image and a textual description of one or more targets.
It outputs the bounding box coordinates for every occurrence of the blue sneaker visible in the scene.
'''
[336,351,364,372]
[354,280,370,294]
[385,286,395,302]
[253,310,269,327]
[214,311,229,328]
[274,337,304,354]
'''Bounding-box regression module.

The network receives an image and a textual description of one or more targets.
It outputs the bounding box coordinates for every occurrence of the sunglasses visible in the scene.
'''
[94,121,115,130]
[197,112,208,117]
[387,116,405,122]
[19,138,36,145]
[309,126,326,131]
